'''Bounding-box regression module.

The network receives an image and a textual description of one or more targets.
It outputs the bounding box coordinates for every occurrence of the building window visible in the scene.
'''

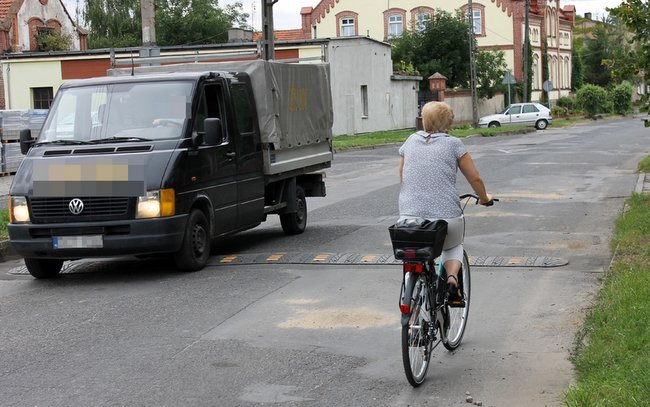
[415,12,429,32]
[470,9,482,34]
[361,85,368,118]
[389,15,403,37]
[461,3,486,37]
[32,87,53,109]
[341,18,355,36]
[336,11,358,38]
[384,8,406,40]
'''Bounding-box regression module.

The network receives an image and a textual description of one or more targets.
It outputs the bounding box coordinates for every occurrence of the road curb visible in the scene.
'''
[0,239,17,262]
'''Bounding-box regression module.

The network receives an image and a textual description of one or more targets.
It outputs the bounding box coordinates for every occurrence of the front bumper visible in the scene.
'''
[8,215,188,259]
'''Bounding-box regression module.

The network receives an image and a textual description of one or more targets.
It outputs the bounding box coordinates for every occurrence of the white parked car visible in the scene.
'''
[478,103,552,130]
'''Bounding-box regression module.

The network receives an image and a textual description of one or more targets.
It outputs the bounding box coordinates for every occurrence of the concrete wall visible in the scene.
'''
[17,0,81,51]
[444,91,505,123]
[327,37,419,135]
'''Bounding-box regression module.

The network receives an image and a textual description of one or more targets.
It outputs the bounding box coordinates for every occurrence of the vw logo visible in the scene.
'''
[68,198,84,215]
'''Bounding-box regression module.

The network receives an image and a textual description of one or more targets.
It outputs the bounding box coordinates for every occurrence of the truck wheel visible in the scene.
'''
[280,186,307,235]
[174,209,211,272]
[24,258,63,279]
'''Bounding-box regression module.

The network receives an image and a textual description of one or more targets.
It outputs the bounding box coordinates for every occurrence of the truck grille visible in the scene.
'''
[29,197,132,223]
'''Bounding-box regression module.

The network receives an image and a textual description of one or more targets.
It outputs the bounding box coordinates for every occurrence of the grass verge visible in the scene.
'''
[0,209,8,240]
[332,125,531,150]
[565,165,650,405]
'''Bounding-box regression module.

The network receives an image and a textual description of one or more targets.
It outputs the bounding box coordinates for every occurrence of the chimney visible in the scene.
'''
[301,7,313,39]
[228,28,253,43]
[585,12,592,20]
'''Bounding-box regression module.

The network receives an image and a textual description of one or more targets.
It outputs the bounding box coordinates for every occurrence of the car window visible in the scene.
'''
[523,104,539,113]
[508,106,522,115]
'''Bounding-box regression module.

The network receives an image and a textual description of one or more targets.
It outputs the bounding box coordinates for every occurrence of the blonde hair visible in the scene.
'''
[421,101,454,133]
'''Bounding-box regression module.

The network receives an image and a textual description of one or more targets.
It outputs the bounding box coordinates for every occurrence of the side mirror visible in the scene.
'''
[204,118,223,146]
[19,129,33,155]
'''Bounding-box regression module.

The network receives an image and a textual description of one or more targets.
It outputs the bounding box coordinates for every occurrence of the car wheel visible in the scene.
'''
[535,119,548,130]
[488,122,500,128]
[173,209,211,272]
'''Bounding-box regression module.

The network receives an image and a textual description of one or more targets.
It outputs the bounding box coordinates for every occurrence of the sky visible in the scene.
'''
[217,0,623,31]
[62,0,623,30]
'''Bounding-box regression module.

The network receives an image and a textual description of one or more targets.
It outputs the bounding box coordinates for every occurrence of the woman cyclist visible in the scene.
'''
[398,101,494,303]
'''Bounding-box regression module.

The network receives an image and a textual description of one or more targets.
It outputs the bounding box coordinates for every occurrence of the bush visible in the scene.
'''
[576,84,608,118]
[556,96,575,111]
[609,82,634,115]
[552,105,568,118]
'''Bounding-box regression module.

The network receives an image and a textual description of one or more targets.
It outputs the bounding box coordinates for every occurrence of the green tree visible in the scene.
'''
[84,0,248,48]
[571,45,584,91]
[475,49,508,100]
[391,10,471,90]
[391,9,506,99]
[582,24,615,87]
[610,0,650,83]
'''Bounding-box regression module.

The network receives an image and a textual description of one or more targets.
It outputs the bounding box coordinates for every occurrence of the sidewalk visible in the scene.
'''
[0,174,16,261]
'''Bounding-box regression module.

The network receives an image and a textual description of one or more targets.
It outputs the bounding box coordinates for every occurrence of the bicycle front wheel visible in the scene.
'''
[402,273,433,387]
[443,250,471,350]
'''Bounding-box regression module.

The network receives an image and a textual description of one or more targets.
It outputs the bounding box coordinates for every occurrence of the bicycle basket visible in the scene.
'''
[388,218,448,260]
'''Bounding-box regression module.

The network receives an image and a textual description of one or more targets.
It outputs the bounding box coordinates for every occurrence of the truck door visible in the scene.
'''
[229,83,265,229]
[193,82,237,235]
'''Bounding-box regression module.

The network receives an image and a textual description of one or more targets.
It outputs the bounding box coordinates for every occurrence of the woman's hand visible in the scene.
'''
[478,193,494,206]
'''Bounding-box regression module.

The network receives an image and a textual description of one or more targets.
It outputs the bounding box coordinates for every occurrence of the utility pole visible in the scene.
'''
[468,0,479,127]
[522,0,530,102]
[141,0,156,47]
[262,0,278,60]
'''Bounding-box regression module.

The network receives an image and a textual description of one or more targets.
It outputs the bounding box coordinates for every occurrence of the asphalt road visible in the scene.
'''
[1,117,648,406]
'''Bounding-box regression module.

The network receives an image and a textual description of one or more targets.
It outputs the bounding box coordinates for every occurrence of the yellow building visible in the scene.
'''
[293,0,575,102]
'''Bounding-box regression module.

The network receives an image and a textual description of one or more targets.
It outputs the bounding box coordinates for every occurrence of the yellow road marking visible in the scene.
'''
[220,255,238,263]
[267,253,286,261]
[314,254,330,262]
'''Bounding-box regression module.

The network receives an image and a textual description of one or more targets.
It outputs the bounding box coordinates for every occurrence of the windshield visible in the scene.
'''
[39,81,194,143]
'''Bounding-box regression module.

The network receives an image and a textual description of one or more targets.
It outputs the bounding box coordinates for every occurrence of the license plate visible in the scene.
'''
[53,235,103,249]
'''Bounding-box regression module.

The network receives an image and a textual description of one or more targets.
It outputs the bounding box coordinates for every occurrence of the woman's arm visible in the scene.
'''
[458,153,493,205]
[399,156,405,184]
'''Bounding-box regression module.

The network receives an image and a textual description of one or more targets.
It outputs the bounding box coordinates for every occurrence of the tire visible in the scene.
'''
[535,119,548,130]
[488,121,500,128]
[443,251,471,350]
[24,258,63,279]
[280,185,307,235]
[402,274,433,387]
[173,209,211,272]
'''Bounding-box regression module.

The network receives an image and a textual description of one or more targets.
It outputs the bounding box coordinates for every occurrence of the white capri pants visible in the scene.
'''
[397,215,465,263]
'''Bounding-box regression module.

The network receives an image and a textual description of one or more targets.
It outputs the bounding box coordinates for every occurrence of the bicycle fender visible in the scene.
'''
[401,272,418,327]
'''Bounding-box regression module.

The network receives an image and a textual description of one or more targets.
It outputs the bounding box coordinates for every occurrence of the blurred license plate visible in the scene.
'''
[53,235,103,249]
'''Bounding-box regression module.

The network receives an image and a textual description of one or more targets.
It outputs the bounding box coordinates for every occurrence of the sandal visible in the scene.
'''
[446,275,465,307]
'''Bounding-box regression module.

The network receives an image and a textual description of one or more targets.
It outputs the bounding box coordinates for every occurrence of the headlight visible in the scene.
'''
[9,196,30,223]
[136,189,175,219]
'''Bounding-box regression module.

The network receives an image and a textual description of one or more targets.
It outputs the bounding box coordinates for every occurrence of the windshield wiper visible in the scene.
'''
[88,136,152,144]
[34,140,93,146]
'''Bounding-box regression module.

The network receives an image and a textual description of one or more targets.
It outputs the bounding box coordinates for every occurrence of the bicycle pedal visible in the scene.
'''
[447,299,466,308]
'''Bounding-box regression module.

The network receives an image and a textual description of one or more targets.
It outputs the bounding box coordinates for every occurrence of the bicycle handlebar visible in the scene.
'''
[459,193,499,206]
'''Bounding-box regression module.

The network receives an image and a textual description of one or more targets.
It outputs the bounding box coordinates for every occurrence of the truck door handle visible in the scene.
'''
[225,151,236,159]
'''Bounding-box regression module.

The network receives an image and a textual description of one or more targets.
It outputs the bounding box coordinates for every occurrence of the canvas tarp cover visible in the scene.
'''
[111,60,333,149]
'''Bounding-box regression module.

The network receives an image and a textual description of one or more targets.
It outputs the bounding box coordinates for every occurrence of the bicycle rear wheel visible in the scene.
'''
[402,273,433,387]
[443,250,471,350]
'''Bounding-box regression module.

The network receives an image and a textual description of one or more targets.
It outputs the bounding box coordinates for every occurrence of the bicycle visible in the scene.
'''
[389,194,495,387]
